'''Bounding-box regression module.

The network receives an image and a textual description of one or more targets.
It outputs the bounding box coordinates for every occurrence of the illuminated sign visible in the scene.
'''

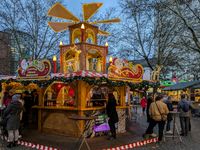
[16,59,51,80]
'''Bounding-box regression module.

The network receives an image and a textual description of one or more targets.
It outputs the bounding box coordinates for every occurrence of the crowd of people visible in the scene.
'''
[0,87,194,147]
[1,89,38,148]
[141,93,193,145]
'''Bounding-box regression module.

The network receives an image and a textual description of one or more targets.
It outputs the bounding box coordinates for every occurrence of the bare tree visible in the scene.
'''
[88,7,121,56]
[160,0,200,53]
[0,0,67,61]
[117,0,182,78]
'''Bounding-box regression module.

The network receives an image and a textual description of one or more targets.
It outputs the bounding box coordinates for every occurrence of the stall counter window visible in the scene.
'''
[43,81,75,107]
[87,85,120,108]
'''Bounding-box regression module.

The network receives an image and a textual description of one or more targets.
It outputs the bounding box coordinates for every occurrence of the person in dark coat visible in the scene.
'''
[22,91,32,127]
[4,94,23,148]
[163,96,174,134]
[177,94,193,136]
[146,93,157,137]
[106,93,119,140]
[4,89,15,107]
[185,94,192,134]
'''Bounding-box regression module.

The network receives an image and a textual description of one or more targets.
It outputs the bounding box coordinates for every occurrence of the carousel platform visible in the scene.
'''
[15,119,149,150]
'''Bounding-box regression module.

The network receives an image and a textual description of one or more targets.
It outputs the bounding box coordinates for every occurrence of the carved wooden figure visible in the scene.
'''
[151,65,163,81]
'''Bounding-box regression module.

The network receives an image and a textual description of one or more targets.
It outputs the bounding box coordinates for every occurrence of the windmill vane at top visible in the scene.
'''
[47,2,121,34]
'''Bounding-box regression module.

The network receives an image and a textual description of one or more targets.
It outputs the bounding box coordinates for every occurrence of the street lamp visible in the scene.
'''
[53,55,57,73]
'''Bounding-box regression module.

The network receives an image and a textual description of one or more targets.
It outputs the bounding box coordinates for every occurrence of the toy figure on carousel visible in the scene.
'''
[19,59,28,76]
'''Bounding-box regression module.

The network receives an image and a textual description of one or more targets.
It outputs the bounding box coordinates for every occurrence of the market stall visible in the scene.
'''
[0,2,160,138]
[162,80,200,105]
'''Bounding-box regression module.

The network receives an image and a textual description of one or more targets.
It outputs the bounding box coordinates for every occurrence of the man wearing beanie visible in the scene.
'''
[4,94,23,148]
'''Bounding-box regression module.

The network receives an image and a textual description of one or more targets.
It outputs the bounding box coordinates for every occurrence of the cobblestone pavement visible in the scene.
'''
[0,142,33,150]
[130,107,200,150]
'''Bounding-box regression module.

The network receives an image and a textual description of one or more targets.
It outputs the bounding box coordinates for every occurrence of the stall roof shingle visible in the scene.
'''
[162,80,200,91]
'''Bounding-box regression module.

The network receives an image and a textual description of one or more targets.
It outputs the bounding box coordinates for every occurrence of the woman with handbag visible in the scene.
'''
[4,94,23,148]
[143,95,169,145]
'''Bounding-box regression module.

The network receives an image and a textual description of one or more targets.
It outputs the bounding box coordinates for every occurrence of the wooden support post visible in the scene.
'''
[188,88,191,100]
[1,83,6,107]
[177,90,179,101]
[37,87,46,132]
[120,85,126,107]
[77,80,87,137]
[127,85,131,118]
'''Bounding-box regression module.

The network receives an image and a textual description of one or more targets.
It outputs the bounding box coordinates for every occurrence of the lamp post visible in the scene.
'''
[81,24,85,42]
[105,42,108,54]
[109,56,112,66]
[53,55,57,73]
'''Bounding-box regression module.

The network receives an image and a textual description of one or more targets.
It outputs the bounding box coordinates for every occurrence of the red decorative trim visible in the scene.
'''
[102,138,158,150]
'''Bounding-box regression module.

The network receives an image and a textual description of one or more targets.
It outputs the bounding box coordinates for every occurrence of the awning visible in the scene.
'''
[51,70,107,78]
[0,70,107,80]
[192,84,200,89]
[162,80,200,91]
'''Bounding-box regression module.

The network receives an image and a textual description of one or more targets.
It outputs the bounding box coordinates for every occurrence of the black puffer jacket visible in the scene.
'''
[163,99,174,121]
[147,97,153,123]
[106,100,118,123]
[4,100,23,130]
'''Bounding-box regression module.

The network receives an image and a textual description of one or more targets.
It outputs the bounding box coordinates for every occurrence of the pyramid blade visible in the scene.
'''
[47,2,80,22]
[98,29,111,35]
[82,3,103,22]
[89,18,121,24]
[47,21,75,32]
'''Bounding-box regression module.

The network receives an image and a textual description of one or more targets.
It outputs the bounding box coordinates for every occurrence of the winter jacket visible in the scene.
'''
[162,96,168,101]
[4,96,12,106]
[106,100,119,123]
[139,98,147,108]
[147,97,153,122]
[4,99,23,130]
[163,99,174,121]
[149,100,169,121]
[177,98,193,117]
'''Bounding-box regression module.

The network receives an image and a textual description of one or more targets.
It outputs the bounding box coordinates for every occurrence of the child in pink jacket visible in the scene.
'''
[139,96,147,114]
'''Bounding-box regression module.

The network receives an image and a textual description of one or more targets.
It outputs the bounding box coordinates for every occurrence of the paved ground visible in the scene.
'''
[131,107,200,150]
[0,107,200,150]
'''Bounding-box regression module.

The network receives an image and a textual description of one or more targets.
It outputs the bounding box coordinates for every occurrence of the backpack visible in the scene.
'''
[182,102,189,112]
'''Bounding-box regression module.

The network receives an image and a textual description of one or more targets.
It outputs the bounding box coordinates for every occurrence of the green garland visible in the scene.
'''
[0,76,160,91]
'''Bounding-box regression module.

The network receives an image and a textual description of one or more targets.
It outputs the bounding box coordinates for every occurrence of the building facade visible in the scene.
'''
[0,31,11,75]
[4,29,32,75]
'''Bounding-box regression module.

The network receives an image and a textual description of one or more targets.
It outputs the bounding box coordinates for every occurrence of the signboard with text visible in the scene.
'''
[94,114,117,132]
[16,59,51,81]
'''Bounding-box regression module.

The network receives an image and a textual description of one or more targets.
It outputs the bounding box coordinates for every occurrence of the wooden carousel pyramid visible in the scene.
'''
[47,2,121,74]
[47,2,120,34]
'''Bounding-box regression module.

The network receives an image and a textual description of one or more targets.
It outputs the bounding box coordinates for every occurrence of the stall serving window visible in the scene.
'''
[43,81,75,107]
[86,85,120,107]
